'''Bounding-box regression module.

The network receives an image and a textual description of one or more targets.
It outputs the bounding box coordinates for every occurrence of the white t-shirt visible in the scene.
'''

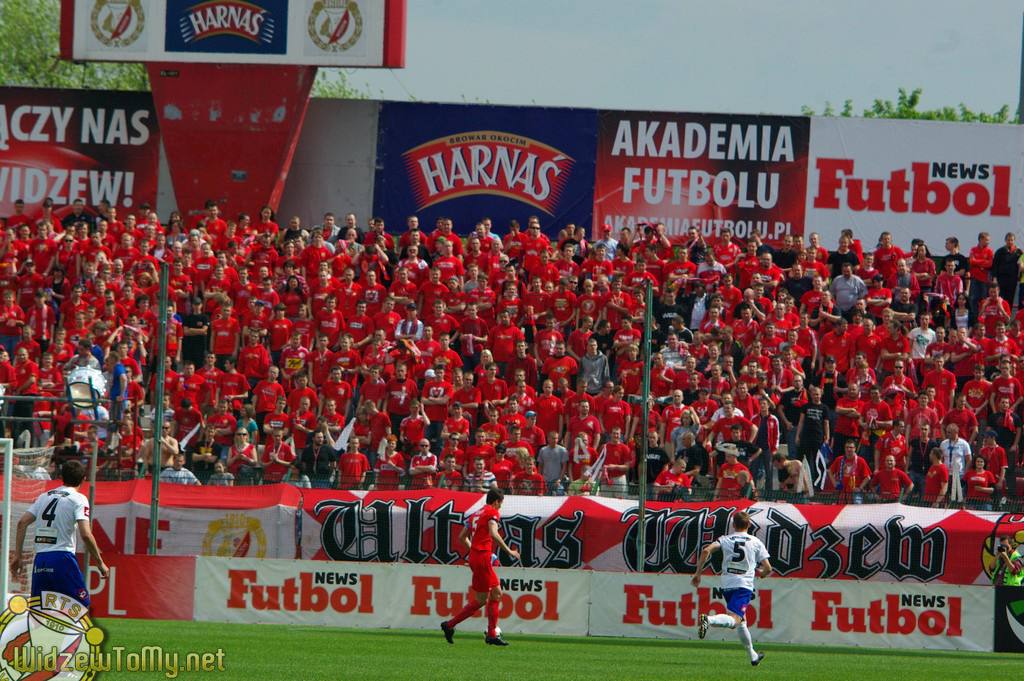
[26,486,89,554]
[717,531,769,591]
[908,328,936,360]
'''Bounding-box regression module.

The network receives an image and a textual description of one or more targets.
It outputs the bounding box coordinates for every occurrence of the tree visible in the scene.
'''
[802,87,1015,123]
[0,0,368,98]
[0,0,148,90]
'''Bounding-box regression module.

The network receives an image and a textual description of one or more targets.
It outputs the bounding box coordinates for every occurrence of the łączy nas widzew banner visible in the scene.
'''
[0,87,160,220]
[593,110,810,246]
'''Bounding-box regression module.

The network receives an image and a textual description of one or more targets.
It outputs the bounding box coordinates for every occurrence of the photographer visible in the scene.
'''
[992,536,1024,586]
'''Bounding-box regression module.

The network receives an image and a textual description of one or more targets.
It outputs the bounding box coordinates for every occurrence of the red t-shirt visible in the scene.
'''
[871,468,912,499]
[469,505,500,554]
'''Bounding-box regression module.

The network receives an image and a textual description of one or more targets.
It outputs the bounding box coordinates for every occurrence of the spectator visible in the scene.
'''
[160,452,201,485]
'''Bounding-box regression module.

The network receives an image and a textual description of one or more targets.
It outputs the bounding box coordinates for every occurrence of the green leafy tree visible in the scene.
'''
[0,0,368,98]
[0,0,147,89]
[802,87,1015,123]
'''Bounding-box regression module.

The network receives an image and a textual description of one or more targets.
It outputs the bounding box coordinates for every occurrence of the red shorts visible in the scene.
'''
[468,550,499,593]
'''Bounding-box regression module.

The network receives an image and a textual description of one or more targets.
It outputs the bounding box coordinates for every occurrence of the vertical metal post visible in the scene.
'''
[84,446,98,575]
[149,262,170,555]
[1,438,12,601]
[635,280,653,572]
[1019,13,1024,123]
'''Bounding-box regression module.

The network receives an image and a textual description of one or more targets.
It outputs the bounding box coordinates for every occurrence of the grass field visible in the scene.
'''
[90,619,1020,681]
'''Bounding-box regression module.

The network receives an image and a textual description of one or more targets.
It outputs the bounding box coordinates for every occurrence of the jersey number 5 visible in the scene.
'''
[731,540,746,564]
[41,499,58,527]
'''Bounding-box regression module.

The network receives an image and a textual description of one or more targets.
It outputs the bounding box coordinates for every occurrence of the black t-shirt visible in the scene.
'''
[302,444,338,478]
[653,302,687,341]
[181,312,210,355]
[891,301,917,317]
[991,411,1020,452]
[827,251,860,279]
[677,443,709,477]
[814,369,846,410]
[592,330,615,356]
[773,248,798,270]
[908,437,938,475]
[799,402,830,443]
[778,389,806,433]
[715,439,758,468]
[942,253,970,278]
[643,446,671,483]
[783,275,813,303]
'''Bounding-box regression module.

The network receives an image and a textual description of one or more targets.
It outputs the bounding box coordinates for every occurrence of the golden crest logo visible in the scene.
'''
[203,514,268,558]
[307,0,363,52]
[90,0,146,47]
[0,594,104,681]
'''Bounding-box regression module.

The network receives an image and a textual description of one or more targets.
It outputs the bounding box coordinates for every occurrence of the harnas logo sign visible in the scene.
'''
[401,131,575,215]
[165,0,287,54]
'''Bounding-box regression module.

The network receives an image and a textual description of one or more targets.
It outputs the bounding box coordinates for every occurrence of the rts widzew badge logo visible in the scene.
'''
[0,594,104,680]
[203,513,268,557]
[90,0,145,47]
[307,0,363,52]
[403,131,575,215]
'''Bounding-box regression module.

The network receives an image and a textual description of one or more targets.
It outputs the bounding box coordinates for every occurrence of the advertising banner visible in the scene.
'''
[65,0,404,67]
[86,554,196,620]
[593,110,810,246]
[192,557,591,635]
[993,585,1024,653]
[372,101,598,236]
[0,87,159,220]
[589,572,993,652]
[805,116,1023,250]
[298,490,1021,586]
[81,480,300,558]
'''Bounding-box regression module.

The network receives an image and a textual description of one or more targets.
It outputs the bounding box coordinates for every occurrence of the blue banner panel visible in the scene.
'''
[165,0,289,55]
[372,101,597,237]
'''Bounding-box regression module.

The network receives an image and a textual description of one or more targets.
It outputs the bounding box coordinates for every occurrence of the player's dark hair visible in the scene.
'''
[732,511,751,532]
[486,488,504,505]
[61,460,87,487]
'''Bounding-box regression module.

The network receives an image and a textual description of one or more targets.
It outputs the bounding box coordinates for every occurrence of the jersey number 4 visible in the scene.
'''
[41,499,58,527]
[731,540,746,564]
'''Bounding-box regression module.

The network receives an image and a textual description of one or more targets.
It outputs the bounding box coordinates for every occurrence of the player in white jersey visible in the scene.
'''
[692,511,772,666]
[10,461,108,606]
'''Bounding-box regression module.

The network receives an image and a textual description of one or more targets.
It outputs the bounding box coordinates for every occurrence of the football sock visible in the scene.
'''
[737,622,758,662]
[707,614,736,629]
[448,601,484,628]
[486,600,500,638]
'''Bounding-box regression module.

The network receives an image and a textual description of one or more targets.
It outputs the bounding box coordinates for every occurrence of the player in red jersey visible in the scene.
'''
[440,488,520,646]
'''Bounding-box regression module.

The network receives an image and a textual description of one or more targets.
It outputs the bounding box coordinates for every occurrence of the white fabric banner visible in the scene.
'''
[805,116,1024,250]
[193,557,592,636]
[589,571,992,652]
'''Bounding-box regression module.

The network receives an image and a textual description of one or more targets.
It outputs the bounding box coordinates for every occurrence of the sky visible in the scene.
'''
[350,0,1024,116]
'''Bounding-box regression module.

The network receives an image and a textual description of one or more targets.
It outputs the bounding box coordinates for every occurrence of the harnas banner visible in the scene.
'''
[372,101,598,236]
[299,490,1022,586]
[0,87,160,220]
[593,110,810,246]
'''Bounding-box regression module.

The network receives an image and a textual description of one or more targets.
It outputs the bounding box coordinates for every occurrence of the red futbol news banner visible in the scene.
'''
[0,87,160,219]
[593,110,810,246]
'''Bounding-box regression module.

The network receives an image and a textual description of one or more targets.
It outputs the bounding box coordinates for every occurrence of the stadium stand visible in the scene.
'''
[1,200,1021,510]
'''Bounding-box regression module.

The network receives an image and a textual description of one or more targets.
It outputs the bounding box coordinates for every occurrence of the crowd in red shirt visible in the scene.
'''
[2,197,1019,504]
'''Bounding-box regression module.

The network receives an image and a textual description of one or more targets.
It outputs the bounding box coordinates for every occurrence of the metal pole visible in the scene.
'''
[149,261,170,555]
[1,438,12,601]
[84,446,98,576]
[1019,13,1024,124]
[635,279,653,571]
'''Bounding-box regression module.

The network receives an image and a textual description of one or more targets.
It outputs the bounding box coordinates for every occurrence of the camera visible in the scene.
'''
[998,544,1008,554]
